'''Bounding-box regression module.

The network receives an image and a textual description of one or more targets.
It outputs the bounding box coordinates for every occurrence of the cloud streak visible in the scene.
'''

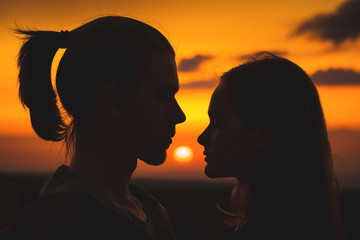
[180,68,360,88]
[293,0,360,45]
[180,79,217,88]
[178,54,213,72]
[311,68,360,85]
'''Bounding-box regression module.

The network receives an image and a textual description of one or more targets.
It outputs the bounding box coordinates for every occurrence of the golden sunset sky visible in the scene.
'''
[1,0,360,186]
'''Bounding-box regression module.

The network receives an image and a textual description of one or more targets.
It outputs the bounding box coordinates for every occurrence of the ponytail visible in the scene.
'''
[16,29,67,141]
[15,16,176,146]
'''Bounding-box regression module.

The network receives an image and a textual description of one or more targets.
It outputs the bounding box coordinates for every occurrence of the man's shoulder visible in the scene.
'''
[0,191,150,239]
[130,183,176,239]
[130,183,169,217]
[130,184,158,202]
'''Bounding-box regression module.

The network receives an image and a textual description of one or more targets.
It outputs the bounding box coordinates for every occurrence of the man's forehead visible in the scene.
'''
[136,73,180,96]
[136,53,179,91]
[150,66,179,92]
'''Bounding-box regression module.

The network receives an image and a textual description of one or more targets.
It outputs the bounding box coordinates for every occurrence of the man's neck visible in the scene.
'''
[69,153,148,222]
[69,135,137,206]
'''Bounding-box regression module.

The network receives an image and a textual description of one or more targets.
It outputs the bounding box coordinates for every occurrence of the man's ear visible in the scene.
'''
[100,80,129,119]
[256,120,274,151]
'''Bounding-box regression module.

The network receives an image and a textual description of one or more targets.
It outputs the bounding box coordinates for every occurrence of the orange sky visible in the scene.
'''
[1,0,360,185]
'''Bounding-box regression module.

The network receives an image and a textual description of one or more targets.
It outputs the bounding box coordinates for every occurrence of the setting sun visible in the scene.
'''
[174,146,193,163]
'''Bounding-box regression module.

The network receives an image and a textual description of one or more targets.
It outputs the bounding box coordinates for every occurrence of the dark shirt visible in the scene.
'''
[222,213,306,240]
[0,165,175,240]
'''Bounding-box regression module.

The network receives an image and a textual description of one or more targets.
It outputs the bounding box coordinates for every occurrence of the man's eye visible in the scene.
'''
[160,92,173,102]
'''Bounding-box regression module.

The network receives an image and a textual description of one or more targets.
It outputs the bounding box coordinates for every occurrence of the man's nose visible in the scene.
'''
[173,100,186,124]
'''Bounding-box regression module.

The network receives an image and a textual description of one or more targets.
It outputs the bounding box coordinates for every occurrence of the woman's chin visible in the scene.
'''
[205,165,234,179]
[204,165,221,178]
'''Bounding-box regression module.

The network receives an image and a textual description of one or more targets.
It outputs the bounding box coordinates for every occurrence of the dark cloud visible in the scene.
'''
[238,51,287,61]
[311,68,360,85]
[178,54,213,72]
[180,79,217,88]
[293,0,360,45]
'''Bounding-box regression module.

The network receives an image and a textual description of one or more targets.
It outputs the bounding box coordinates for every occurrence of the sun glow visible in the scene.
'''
[174,146,193,163]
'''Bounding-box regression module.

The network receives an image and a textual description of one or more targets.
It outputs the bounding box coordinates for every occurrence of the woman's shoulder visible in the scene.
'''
[222,213,307,240]
[0,191,150,239]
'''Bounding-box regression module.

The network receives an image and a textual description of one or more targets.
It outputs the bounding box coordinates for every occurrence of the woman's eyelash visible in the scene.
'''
[211,117,219,127]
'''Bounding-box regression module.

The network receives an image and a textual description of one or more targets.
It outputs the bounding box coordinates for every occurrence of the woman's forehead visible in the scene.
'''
[209,84,227,107]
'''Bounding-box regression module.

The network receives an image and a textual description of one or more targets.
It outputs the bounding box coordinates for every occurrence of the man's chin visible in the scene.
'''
[138,151,167,166]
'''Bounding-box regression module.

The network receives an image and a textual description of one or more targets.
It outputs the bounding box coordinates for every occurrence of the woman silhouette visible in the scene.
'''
[198,52,345,240]
[0,16,185,239]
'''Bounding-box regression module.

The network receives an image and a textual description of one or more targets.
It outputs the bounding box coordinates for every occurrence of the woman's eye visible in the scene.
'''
[212,118,220,127]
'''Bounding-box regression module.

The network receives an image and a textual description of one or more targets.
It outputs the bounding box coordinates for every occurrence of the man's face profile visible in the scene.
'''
[127,53,186,166]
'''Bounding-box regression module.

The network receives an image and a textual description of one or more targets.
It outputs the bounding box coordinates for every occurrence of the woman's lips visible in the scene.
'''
[203,151,209,162]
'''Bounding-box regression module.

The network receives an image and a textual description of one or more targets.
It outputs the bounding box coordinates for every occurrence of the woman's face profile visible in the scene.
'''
[198,83,261,179]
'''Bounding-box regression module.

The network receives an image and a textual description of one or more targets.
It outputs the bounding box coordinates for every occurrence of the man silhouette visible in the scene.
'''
[0,16,185,239]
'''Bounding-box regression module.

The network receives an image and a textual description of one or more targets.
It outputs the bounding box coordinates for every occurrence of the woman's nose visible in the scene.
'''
[197,126,209,147]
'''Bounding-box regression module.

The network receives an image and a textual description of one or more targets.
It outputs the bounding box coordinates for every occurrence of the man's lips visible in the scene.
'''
[164,131,175,147]
[163,138,172,148]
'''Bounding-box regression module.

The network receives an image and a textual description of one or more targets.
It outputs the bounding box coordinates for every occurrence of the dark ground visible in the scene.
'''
[0,174,359,240]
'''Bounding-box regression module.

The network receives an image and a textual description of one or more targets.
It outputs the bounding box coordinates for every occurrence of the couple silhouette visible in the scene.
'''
[0,16,345,239]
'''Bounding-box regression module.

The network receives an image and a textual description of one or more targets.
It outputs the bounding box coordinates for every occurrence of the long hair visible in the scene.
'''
[220,52,344,239]
[15,16,175,157]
